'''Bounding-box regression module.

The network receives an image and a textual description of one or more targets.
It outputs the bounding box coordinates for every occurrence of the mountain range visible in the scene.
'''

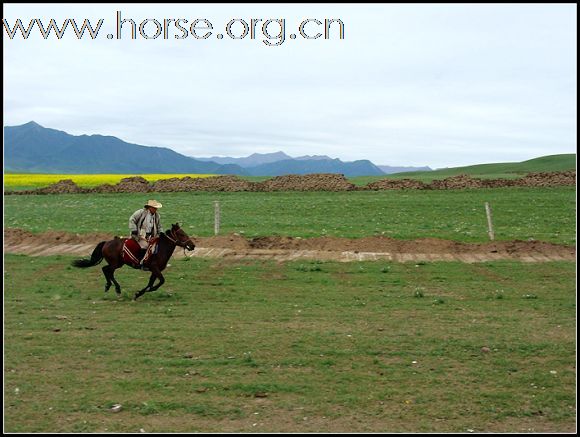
[4,122,246,175]
[4,121,431,176]
[197,151,432,175]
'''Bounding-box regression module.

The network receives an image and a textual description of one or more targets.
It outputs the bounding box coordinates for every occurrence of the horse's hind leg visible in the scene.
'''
[103,265,122,295]
[102,265,113,292]
[110,269,122,295]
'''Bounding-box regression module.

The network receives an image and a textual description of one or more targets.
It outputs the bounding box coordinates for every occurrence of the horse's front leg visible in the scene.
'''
[150,272,165,291]
[134,273,157,300]
[145,264,165,291]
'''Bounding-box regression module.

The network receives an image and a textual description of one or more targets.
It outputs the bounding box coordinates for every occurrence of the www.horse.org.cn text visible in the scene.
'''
[3,11,345,46]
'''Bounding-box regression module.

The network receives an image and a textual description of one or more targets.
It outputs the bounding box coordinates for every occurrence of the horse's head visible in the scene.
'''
[166,223,195,251]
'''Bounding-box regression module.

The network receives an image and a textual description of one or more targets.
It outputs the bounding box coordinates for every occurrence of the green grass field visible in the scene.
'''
[348,173,526,186]
[4,182,576,432]
[365,154,576,184]
[4,254,576,432]
[4,188,576,245]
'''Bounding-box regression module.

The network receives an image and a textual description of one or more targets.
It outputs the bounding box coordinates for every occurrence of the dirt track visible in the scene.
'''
[4,228,575,263]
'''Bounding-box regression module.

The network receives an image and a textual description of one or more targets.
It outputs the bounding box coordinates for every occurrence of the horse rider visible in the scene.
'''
[129,199,162,265]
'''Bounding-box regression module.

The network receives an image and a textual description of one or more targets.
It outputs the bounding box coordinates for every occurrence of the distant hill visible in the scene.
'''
[378,165,432,174]
[244,158,385,177]
[390,154,576,180]
[6,121,572,178]
[197,152,385,176]
[3,123,385,176]
[197,151,293,168]
[294,154,333,161]
[4,121,248,175]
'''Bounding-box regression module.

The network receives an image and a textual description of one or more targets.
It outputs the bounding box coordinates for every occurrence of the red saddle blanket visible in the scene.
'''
[122,237,159,268]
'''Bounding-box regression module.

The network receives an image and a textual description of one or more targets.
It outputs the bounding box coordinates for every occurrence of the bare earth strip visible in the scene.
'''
[4,228,575,263]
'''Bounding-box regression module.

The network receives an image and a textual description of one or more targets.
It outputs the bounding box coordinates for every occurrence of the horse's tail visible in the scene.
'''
[71,241,106,268]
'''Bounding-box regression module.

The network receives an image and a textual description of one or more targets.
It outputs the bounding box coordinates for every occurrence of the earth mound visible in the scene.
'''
[4,170,575,195]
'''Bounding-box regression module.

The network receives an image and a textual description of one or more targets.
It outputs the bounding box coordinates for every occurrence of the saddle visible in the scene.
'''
[122,237,159,269]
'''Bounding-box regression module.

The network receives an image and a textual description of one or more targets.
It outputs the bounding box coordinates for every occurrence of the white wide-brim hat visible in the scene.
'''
[145,199,162,209]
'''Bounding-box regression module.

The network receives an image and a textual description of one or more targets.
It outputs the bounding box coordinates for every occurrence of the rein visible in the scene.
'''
[164,229,195,255]
[164,229,179,245]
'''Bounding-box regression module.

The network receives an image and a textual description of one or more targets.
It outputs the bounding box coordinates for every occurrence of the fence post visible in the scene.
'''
[484,202,495,241]
[214,201,221,235]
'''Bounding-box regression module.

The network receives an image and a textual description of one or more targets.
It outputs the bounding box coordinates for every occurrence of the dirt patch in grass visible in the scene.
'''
[243,235,575,256]
[4,228,575,259]
[4,228,113,245]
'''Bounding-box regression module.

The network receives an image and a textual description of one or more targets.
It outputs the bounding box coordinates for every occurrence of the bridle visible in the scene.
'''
[165,227,195,252]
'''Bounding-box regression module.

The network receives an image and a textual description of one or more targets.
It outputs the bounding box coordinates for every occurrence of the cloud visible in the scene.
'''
[3,3,576,167]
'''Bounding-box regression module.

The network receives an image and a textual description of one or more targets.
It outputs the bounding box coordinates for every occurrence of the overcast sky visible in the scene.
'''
[3,3,577,168]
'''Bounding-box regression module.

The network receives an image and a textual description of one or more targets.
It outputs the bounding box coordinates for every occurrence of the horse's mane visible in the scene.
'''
[163,224,181,236]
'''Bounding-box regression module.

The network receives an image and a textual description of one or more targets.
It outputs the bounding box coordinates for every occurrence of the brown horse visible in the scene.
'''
[72,223,195,300]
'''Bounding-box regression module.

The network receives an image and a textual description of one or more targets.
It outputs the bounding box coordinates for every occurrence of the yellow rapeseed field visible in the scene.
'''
[4,174,216,189]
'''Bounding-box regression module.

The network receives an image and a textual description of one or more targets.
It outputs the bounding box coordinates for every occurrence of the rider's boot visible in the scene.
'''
[139,249,150,271]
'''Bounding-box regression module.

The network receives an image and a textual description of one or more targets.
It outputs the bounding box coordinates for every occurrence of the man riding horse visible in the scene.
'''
[71,222,195,300]
[129,199,162,266]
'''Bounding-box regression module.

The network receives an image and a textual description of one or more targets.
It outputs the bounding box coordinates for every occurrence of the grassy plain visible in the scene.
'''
[3,188,576,245]
[365,153,576,184]
[4,254,576,433]
[4,176,576,431]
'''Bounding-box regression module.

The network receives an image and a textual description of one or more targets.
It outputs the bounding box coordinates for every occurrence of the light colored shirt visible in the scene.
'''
[129,208,161,238]
[143,211,154,233]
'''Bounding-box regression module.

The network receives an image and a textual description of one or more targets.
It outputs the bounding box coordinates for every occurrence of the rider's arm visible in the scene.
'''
[129,209,142,234]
